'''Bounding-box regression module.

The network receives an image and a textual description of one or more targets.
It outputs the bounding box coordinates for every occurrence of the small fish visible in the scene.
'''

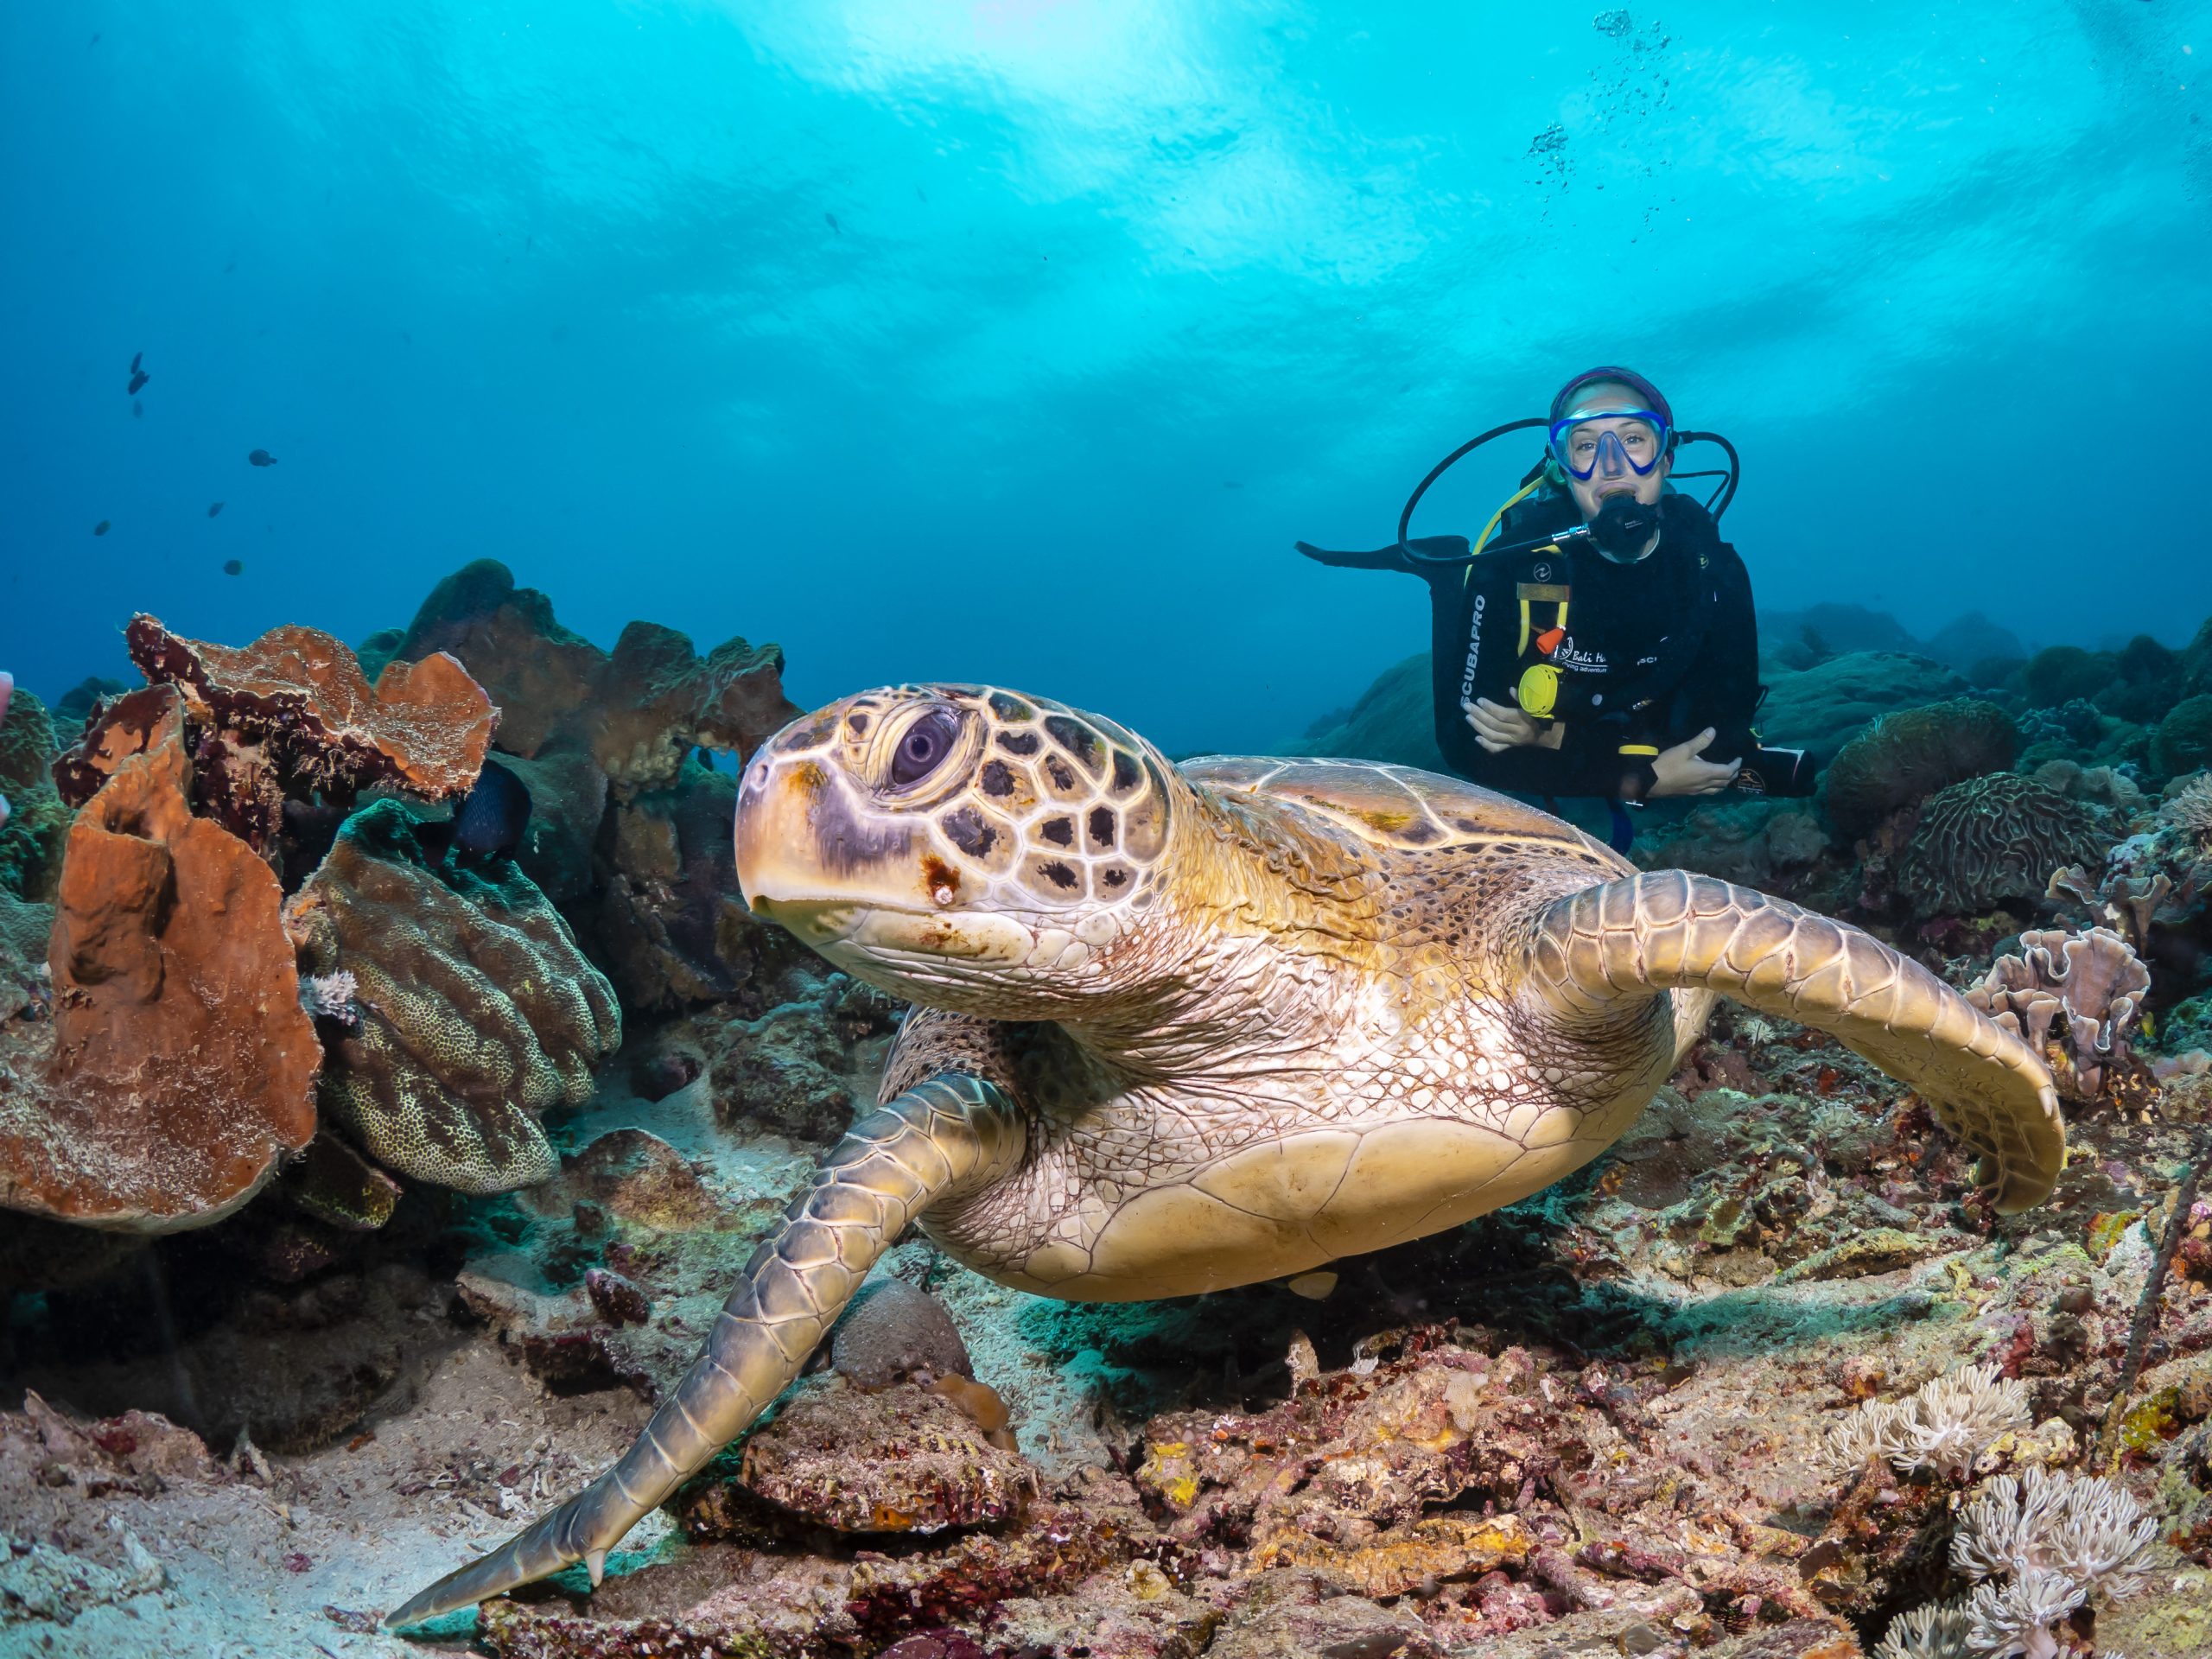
[223,558,244,576]
[127,368,149,395]
[247,448,276,467]
[825,211,840,233]
[93,519,111,536]
[130,351,143,373]
[132,398,143,417]
[208,501,225,518]
[450,759,531,861]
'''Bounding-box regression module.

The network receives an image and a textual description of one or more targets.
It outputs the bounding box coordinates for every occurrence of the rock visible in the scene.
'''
[284,800,620,1195]
[391,559,801,796]
[699,976,905,1143]
[734,1376,1039,1534]
[831,1278,976,1389]
[0,710,319,1231]
[499,744,608,907]
[553,1127,728,1232]
[1921,611,2026,672]
[1205,1570,1446,1659]
[591,761,802,1010]
[1283,652,1449,772]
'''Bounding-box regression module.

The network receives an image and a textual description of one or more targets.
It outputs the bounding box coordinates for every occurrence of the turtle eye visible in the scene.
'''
[889,708,963,790]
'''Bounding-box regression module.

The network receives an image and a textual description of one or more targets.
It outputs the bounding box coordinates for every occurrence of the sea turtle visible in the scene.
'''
[389,683,2064,1625]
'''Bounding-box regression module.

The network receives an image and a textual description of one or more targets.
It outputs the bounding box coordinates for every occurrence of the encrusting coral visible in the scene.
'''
[283,799,620,1194]
[1894,774,2113,915]
[56,616,493,856]
[1966,926,2151,1103]
[0,705,319,1230]
[1822,696,2018,842]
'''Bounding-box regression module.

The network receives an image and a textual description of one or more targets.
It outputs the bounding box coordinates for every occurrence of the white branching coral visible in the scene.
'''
[1952,1466,2158,1601]
[1823,1363,2031,1481]
[301,968,361,1029]
[1963,1567,2086,1659]
[1872,1599,1969,1659]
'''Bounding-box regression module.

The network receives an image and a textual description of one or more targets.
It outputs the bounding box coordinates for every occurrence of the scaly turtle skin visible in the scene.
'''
[390,684,2063,1625]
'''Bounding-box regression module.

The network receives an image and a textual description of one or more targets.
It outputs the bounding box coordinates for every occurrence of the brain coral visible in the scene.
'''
[1821,696,2018,842]
[284,800,620,1193]
[1894,774,2113,915]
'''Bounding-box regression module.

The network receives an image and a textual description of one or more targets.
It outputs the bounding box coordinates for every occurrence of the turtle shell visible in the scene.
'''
[1181,756,1623,863]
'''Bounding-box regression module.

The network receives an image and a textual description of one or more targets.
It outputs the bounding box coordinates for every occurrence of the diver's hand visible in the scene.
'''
[1648,728,1743,798]
[1464,697,1544,754]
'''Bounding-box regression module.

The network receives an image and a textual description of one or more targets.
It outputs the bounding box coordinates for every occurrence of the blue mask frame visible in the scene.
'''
[1548,408,1671,481]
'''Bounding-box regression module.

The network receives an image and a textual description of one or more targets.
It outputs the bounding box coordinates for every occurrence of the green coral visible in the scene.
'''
[1821,696,2017,842]
[2154,695,2212,779]
[2021,644,2117,708]
[0,688,67,902]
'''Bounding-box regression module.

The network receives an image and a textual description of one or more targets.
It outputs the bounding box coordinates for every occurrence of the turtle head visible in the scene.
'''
[735,684,1179,1014]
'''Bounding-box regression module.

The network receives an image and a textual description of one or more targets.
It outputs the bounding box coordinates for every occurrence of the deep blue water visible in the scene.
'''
[3,1,2209,756]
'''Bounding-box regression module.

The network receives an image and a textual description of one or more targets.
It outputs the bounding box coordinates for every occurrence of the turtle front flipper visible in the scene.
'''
[384,1074,1024,1629]
[1527,871,2063,1212]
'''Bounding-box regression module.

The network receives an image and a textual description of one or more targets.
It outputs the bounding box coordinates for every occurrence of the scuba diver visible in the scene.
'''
[1297,366,1814,843]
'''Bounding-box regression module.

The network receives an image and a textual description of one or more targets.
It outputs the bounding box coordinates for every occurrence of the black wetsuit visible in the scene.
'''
[1303,487,1761,801]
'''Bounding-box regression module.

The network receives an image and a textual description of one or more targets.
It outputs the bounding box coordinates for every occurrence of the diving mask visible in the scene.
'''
[1548,407,1669,481]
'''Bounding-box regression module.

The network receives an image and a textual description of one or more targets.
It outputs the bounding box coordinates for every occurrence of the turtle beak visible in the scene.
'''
[735,742,917,931]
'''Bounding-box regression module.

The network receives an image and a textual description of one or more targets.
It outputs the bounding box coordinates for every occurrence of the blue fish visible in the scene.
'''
[451,758,531,860]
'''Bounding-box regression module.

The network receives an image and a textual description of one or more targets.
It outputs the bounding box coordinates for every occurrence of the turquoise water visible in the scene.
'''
[3,0,2207,754]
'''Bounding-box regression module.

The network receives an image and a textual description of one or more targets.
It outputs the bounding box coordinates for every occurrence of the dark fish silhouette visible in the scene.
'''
[127,369,149,395]
[451,759,531,861]
[208,501,225,518]
[130,351,142,373]
[248,448,277,467]
[223,559,244,576]
[93,520,110,536]
[132,398,143,418]
[825,211,840,233]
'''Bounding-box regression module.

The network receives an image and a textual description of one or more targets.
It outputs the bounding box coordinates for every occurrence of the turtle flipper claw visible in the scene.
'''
[385,1074,1023,1628]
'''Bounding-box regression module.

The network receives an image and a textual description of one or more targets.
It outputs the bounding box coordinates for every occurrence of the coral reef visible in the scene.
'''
[0,679,67,901]
[57,616,495,855]
[1821,697,2018,843]
[284,800,620,1194]
[389,559,802,795]
[1966,927,2151,1103]
[1758,652,1972,760]
[2155,695,2212,779]
[0,711,319,1230]
[1893,775,2113,916]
